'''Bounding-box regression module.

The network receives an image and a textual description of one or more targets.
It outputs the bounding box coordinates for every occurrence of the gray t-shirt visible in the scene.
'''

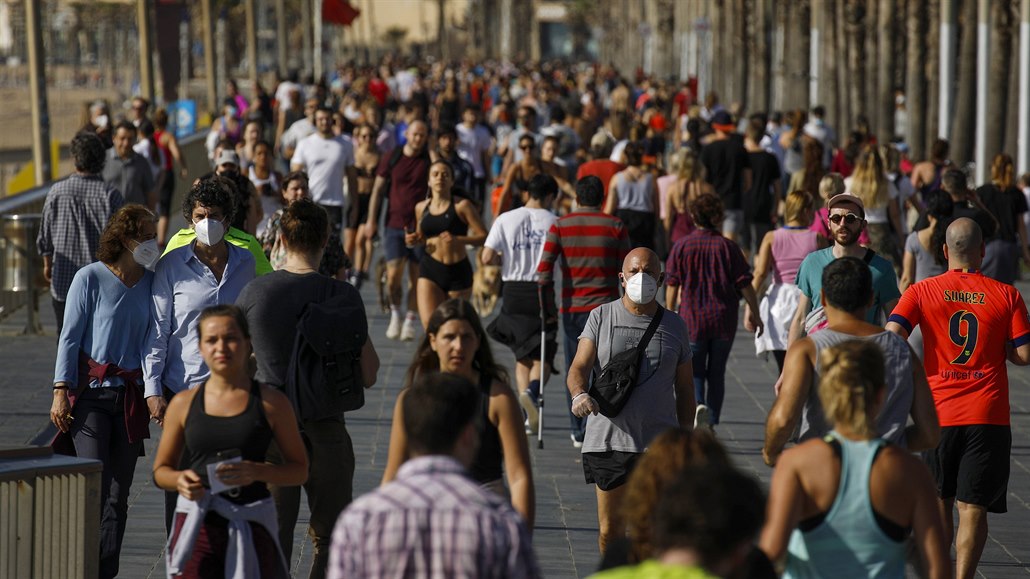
[904,231,946,283]
[236,271,364,387]
[580,300,693,454]
[802,328,914,447]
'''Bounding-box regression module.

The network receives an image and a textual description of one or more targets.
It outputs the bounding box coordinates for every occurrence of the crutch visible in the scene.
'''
[537,284,546,450]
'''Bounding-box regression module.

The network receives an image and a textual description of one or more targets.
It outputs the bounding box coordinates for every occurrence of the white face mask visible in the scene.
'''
[623,272,659,305]
[94,114,109,129]
[131,239,160,270]
[194,218,226,246]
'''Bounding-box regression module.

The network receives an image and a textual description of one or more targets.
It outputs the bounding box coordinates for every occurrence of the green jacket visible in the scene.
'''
[162,227,273,275]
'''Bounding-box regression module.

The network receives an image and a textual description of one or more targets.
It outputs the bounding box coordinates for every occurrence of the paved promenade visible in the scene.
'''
[1,276,1029,578]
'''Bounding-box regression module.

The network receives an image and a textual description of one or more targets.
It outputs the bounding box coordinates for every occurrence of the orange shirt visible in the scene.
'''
[889,270,1030,427]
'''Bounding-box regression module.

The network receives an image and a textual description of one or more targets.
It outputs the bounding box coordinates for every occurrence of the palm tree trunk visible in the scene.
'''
[845,0,865,137]
[1005,0,1021,157]
[878,0,896,139]
[865,0,881,134]
[951,0,978,165]
[986,0,1014,162]
[750,0,770,113]
[925,0,941,145]
[906,0,928,160]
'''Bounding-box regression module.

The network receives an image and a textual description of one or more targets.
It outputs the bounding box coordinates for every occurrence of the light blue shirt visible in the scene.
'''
[143,241,256,397]
[53,261,154,388]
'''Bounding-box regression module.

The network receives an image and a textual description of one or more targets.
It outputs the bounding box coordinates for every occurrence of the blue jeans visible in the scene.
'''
[691,338,734,425]
[562,312,590,441]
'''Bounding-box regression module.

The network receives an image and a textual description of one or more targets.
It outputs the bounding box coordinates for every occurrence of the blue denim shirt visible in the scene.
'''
[143,241,255,397]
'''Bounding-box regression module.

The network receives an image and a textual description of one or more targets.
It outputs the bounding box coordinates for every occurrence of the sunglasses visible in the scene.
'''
[520,144,534,150]
[827,212,862,225]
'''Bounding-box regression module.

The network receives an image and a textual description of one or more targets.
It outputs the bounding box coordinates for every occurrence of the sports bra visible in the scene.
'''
[354,166,375,179]
[796,437,910,542]
[420,199,467,239]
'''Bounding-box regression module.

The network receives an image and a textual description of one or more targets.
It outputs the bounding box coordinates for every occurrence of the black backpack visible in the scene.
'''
[284,278,367,422]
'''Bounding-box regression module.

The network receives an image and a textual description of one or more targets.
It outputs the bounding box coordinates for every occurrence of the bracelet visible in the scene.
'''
[52,384,69,390]
[572,392,590,404]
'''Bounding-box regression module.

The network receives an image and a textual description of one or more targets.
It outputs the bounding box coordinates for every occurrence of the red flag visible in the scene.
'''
[323,0,360,26]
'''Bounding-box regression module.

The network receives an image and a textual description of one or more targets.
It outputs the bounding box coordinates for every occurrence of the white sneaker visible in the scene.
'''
[571,434,583,449]
[386,316,402,340]
[400,318,418,341]
[519,389,539,435]
[694,404,712,431]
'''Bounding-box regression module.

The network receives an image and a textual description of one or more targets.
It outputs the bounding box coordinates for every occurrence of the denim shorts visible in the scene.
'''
[383,226,425,263]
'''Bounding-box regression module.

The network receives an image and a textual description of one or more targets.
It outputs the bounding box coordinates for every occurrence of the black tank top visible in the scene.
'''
[420,199,467,238]
[469,372,504,484]
[181,380,273,504]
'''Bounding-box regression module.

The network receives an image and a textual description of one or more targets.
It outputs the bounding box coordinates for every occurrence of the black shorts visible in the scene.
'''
[158,171,176,217]
[418,254,473,292]
[353,193,372,227]
[583,450,642,491]
[926,424,1011,513]
[319,204,343,233]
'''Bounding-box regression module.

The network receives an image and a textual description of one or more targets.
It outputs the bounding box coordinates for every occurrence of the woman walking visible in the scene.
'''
[846,147,904,269]
[347,124,382,288]
[662,147,713,247]
[605,142,659,250]
[260,171,349,279]
[405,160,488,329]
[382,299,535,528]
[50,205,158,579]
[154,305,308,578]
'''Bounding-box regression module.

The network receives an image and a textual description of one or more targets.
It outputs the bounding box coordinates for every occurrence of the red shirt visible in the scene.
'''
[576,160,625,206]
[889,270,1030,426]
[537,211,630,313]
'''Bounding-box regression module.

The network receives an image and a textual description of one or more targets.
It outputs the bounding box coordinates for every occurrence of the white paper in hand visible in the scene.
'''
[206,455,243,495]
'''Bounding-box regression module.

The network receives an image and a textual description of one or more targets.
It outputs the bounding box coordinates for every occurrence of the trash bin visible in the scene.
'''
[2,214,44,292]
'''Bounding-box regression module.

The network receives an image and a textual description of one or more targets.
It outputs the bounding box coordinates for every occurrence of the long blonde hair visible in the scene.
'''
[818,340,885,438]
[991,153,1015,191]
[671,149,704,214]
[848,147,890,209]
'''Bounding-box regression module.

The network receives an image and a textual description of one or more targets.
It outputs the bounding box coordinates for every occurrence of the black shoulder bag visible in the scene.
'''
[588,307,664,418]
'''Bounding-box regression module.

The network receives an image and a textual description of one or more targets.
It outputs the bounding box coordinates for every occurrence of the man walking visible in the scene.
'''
[327,373,540,579]
[291,106,357,235]
[537,176,629,447]
[763,257,939,466]
[103,121,155,208]
[38,131,124,335]
[567,247,695,553]
[237,199,379,578]
[788,193,901,345]
[887,218,1030,579]
[482,175,560,435]
[700,110,751,242]
[362,121,431,341]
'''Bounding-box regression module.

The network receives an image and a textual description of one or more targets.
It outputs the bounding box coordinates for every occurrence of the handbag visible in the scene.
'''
[588,307,664,418]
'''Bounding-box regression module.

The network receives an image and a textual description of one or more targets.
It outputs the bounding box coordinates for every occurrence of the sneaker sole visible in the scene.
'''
[519,391,539,435]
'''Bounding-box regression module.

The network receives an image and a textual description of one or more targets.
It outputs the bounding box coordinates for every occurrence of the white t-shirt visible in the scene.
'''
[456,123,492,178]
[291,133,354,206]
[484,207,558,282]
[844,176,899,225]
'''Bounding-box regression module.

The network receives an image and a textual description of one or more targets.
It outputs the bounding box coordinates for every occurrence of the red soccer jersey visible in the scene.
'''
[889,270,1030,427]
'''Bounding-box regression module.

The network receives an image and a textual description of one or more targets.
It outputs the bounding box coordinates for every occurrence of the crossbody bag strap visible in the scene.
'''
[634,307,665,368]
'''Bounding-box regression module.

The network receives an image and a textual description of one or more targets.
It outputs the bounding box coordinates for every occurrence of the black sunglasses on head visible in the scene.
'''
[828,213,862,225]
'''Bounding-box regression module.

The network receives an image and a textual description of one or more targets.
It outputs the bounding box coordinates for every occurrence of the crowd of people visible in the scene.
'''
[38,57,1030,578]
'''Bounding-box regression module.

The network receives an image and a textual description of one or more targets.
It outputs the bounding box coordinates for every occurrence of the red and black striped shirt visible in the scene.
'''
[537,211,630,313]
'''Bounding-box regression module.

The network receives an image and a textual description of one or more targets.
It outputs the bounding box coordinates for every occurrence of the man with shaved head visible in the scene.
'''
[888,217,1030,578]
[362,120,431,341]
[566,246,695,553]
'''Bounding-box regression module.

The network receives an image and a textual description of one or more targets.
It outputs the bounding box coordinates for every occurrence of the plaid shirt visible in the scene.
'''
[328,456,540,579]
[36,174,124,300]
[665,228,752,341]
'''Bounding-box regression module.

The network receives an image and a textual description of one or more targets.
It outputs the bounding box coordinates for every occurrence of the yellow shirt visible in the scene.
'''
[162,227,273,275]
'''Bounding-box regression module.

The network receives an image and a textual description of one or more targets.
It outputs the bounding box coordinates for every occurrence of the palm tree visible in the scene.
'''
[951,0,977,165]
[906,0,928,160]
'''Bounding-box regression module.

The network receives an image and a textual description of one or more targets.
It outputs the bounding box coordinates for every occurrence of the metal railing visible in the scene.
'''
[0,130,208,328]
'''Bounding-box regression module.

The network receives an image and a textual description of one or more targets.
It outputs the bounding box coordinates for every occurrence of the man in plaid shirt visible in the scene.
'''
[328,373,540,579]
[37,131,124,335]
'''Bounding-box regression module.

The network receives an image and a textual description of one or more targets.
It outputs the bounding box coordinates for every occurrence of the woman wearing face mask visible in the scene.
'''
[665,194,764,429]
[259,171,349,279]
[49,204,159,579]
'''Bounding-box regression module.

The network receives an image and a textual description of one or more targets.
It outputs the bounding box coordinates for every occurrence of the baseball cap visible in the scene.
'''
[215,150,239,167]
[826,193,865,218]
[710,110,734,132]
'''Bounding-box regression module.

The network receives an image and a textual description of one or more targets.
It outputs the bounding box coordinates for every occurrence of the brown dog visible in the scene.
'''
[471,264,501,318]
[374,256,390,313]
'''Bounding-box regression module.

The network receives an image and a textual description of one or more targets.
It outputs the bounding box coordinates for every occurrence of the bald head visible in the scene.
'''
[945,217,984,267]
[622,248,662,279]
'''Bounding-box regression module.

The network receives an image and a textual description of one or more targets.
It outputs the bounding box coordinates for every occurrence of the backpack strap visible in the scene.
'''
[634,307,665,369]
[862,248,876,264]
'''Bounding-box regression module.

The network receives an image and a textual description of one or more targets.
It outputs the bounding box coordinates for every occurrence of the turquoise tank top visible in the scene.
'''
[784,432,907,579]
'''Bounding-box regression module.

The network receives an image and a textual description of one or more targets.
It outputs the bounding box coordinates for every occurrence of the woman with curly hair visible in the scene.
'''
[382,299,535,528]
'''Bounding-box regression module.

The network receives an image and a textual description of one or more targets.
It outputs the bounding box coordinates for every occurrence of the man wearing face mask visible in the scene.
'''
[143,179,258,532]
[566,247,696,554]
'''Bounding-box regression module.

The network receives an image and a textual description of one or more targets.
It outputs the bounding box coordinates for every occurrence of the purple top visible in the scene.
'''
[666,228,752,341]
[771,228,821,284]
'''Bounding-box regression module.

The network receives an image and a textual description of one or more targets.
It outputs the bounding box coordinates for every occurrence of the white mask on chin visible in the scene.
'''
[623,272,659,305]
[194,218,226,246]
